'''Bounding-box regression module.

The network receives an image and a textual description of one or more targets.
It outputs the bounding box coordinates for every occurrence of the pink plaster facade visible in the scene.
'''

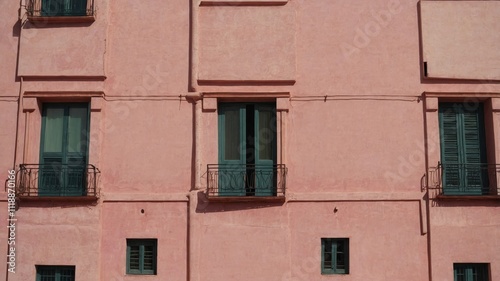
[0,0,498,281]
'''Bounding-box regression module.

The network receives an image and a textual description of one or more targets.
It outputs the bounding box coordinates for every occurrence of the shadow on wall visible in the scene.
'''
[195,191,285,213]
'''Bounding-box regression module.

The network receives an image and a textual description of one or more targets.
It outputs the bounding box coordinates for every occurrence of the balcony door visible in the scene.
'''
[439,102,489,195]
[218,103,277,196]
[40,103,89,196]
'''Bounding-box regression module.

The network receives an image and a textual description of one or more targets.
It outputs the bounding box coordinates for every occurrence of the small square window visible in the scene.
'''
[36,265,75,281]
[126,239,157,275]
[321,238,349,274]
[454,263,489,281]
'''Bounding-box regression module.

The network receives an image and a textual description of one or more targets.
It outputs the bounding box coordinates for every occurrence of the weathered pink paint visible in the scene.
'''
[0,0,499,280]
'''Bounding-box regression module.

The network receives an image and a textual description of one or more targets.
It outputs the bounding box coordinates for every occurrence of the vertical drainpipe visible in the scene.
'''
[186,93,202,281]
[188,0,200,279]
[14,77,23,168]
[13,0,25,168]
[189,0,198,93]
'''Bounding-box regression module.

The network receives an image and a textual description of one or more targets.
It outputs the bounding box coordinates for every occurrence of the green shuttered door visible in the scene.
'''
[439,103,488,195]
[218,103,277,196]
[40,103,89,196]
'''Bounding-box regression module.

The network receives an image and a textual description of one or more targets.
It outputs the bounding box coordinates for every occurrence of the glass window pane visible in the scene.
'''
[258,109,274,160]
[225,109,241,160]
[43,108,64,153]
[67,107,88,153]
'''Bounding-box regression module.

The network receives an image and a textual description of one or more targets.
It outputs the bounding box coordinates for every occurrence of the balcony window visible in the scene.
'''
[36,265,75,281]
[16,103,100,199]
[39,103,89,196]
[41,0,87,16]
[439,102,492,195]
[27,0,95,22]
[454,263,489,281]
[207,102,286,198]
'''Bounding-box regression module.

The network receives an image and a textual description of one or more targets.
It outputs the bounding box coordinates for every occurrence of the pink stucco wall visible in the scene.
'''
[0,0,499,280]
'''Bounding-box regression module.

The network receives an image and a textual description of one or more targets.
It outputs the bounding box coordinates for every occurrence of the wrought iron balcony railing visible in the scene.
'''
[207,164,287,198]
[27,0,95,17]
[427,163,500,197]
[17,164,100,198]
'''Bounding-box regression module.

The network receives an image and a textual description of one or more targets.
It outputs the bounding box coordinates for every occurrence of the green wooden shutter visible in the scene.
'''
[254,104,277,196]
[462,106,488,192]
[334,239,348,274]
[40,105,65,196]
[128,244,140,272]
[142,243,157,274]
[439,103,488,195]
[439,103,461,193]
[218,104,246,196]
[321,238,333,273]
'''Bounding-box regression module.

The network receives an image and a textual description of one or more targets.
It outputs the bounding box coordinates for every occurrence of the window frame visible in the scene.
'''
[126,239,158,275]
[438,102,489,195]
[36,265,75,281]
[217,102,278,197]
[321,238,349,275]
[453,263,490,281]
[39,102,90,197]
